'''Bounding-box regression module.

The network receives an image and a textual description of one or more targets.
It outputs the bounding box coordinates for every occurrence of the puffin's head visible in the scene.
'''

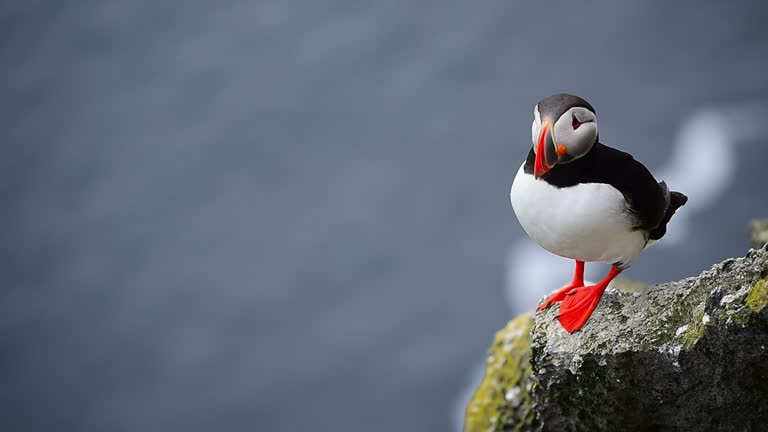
[531,93,598,178]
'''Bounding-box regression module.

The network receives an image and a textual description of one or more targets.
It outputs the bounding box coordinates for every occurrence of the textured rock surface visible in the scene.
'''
[466,245,768,432]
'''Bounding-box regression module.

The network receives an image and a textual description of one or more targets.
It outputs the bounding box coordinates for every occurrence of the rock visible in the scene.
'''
[750,219,768,249]
[464,314,538,432]
[465,245,768,432]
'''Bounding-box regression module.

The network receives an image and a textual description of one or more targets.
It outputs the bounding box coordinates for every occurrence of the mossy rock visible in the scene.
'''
[532,246,768,431]
[466,245,768,432]
[464,313,537,432]
[750,219,768,249]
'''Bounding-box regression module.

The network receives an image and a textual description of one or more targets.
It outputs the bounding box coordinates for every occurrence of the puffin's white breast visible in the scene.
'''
[510,163,647,267]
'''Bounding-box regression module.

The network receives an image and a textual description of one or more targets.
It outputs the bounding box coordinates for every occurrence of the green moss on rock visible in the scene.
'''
[681,306,706,349]
[464,313,536,432]
[746,279,768,312]
[751,219,768,249]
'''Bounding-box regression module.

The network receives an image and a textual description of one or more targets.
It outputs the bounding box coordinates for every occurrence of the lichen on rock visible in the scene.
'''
[464,313,537,432]
[750,219,768,249]
[745,278,768,312]
[466,244,768,432]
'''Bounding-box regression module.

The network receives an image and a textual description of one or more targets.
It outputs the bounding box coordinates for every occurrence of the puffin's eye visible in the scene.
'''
[572,113,582,130]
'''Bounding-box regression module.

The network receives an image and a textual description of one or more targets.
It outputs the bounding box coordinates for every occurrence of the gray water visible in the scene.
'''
[2,1,768,431]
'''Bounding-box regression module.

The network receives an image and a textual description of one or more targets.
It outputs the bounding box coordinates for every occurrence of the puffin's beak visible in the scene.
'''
[534,118,559,178]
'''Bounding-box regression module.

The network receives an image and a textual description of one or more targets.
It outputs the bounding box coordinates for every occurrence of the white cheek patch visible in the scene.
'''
[553,107,597,158]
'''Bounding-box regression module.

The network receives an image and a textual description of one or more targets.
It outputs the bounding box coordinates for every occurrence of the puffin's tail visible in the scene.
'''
[649,181,688,241]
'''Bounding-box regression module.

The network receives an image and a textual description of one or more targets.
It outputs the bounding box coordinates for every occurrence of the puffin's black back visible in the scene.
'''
[524,142,687,237]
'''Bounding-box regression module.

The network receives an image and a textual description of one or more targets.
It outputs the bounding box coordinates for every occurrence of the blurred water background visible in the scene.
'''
[2,1,768,431]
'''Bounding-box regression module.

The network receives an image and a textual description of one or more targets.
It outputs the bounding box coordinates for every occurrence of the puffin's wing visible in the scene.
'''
[589,143,670,233]
[649,186,688,240]
[657,181,672,214]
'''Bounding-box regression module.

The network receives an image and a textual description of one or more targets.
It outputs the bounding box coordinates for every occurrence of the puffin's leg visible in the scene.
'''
[536,260,585,311]
[557,265,622,333]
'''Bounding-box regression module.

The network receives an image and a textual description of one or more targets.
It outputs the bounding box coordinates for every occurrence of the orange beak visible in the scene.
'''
[534,119,558,178]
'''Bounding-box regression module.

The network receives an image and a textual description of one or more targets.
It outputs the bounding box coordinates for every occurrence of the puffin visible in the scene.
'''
[510,94,688,333]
